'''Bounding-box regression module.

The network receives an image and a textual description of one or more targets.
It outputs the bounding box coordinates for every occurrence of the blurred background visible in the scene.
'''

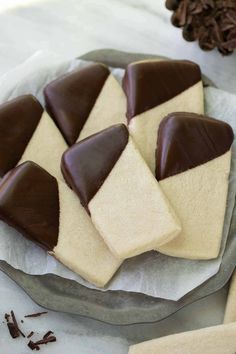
[0,0,235,92]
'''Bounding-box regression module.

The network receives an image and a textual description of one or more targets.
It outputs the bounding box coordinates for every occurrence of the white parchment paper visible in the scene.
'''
[0,52,235,301]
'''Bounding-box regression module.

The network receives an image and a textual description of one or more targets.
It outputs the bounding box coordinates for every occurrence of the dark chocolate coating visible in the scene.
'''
[0,95,43,177]
[61,124,129,211]
[44,64,110,146]
[156,112,234,181]
[0,162,59,251]
[122,60,201,121]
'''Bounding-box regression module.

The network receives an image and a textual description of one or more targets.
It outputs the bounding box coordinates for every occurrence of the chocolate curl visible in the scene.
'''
[27,332,56,351]
[165,0,236,55]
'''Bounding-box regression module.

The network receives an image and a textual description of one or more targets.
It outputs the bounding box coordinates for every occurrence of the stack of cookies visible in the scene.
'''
[0,59,233,287]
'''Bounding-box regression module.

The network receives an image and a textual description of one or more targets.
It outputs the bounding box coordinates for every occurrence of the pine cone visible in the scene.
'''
[165,0,236,55]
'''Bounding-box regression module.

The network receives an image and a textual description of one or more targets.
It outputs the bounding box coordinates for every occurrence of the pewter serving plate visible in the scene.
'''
[0,49,235,325]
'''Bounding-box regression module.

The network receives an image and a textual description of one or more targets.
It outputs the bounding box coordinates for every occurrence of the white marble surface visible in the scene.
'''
[0,0,235,352]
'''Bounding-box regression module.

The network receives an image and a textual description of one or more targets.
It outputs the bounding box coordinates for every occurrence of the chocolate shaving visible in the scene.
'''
[24,311,48,318]
[165,0,236,55]
[11,310,25,337]
[34,335,56,345]
[7,322,20,339]
[28,340,40,351]
[4,311,25,338]
[27,331,35,339]
[27,332,56,351]
[43,331,54,339]
[4,310,56,351]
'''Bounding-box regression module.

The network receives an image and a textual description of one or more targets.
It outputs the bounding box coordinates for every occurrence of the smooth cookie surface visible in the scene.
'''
[0,162,121,287]
[123,60,204,173]
[45,64,126,145]
[129,322,236,354]
[156,112,233,259]
[62,124,181,259]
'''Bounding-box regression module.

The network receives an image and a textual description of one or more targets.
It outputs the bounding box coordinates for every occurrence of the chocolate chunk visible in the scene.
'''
[0,162,59,250]
[5,311,25,338]
[0,95,43,177]
[61,124,129,210]
[122,60,201,120]
[156,112,234,181]
[44,64,110,145]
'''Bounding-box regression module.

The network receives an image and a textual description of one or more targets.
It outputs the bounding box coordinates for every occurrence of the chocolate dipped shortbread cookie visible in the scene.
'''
[0,162,121,287]
[0,95,67,180]
[224,270,236,324]
[156,112,233,260]
[44,63,126,145]
[123,60,204,173]
[62,124,181,260]
[129,322,236,354]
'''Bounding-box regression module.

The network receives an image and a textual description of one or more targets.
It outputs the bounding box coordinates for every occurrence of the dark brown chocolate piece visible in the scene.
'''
[28,332,56,351]
[5,312,20,339]
[4,313,10,321]
[11,310,25,338]
[0,162,59,250]
[156,112,234,181]
[61,124,129,210]
[5,311,25,338]
[43,331,54,339]
[27,331,35,339]
[24,312,48,318]
[0,95,43,177]
[122,60,201,121]
[7,322,20,339]
[44,64,110,146]
[28,340,40,351]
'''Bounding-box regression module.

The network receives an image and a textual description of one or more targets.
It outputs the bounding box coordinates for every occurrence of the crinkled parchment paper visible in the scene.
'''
[0,51,235,300]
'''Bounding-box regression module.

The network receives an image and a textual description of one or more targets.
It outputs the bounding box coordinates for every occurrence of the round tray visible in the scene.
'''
[0,49,235,325]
